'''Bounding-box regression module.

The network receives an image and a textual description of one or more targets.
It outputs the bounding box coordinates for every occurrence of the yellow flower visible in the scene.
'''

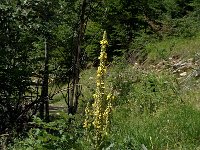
[100,39,108,46]
[97,82,100,86]
[83,120,88,128]
[106,93,112,100]
[112,96,115,100]
[93,94,97,98]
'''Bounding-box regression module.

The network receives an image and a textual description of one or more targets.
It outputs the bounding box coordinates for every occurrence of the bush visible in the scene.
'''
[9,114,84,150]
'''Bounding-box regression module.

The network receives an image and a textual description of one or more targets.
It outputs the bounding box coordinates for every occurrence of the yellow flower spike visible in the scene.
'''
[84,31,114,149]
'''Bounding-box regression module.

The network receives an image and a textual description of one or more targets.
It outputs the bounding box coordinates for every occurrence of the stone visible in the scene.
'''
[180,72,187,77]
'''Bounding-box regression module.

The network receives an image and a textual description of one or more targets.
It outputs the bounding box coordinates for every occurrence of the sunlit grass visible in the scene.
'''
[146,35,200,62]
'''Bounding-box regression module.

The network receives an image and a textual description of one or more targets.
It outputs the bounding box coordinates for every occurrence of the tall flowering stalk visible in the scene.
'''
[84,31,114,149]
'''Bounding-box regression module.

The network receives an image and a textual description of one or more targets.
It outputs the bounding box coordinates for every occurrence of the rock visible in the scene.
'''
[194,69,200,77]
[173,61,186,69]
[180,72,187,77]
[141,144,148,150]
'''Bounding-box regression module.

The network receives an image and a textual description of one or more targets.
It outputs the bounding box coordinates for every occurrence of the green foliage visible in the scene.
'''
[108,62,180,113]
[107,62,135,105]
[9,114,83,150]
[128,72,180,114]
[145,40,173,62]
[110,103,200,149]
[0,0,79,133]
[146,35,200,62]
[83,0,200,64]
[84,21,102,63]
[172,16,200,38]
[2,0,200,149]
[102,62,200,149]
[0,2,35,133]
[129,32,158,62]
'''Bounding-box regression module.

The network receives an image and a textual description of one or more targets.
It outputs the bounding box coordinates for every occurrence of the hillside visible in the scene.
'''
[7,34,200,150]
[78,36,200,149]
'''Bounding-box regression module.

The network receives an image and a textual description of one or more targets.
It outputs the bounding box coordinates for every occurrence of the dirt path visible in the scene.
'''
[49,105,67,113]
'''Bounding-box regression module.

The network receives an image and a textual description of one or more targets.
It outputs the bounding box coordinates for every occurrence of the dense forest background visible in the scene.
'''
[1,0,200,149]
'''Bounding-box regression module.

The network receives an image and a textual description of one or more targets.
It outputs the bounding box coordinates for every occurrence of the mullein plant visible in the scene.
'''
[83,31,114,149]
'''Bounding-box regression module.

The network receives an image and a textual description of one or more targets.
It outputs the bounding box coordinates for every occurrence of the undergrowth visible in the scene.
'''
[79,60,200,149]
[8,36,200,149]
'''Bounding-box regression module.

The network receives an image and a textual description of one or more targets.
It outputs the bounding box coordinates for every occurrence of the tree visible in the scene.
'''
[0,2,35,133]
[0,0,78,133]
[67,0,92,115]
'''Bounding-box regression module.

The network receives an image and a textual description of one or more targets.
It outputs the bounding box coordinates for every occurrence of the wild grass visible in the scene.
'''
[146,35,200,62]
[111,103,200,149]
[104,63,200,149]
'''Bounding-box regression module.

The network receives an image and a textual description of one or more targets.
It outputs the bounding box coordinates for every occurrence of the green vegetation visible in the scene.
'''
[1,0,200,149]
[146,35,200,62]
[9,56,200,149]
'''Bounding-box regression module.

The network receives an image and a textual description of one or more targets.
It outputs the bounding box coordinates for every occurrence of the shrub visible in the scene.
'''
[9,114,83,150]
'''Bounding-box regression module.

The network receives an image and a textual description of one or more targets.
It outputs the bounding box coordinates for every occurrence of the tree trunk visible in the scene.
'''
[40,39,49,121]
[68,0,89,115]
